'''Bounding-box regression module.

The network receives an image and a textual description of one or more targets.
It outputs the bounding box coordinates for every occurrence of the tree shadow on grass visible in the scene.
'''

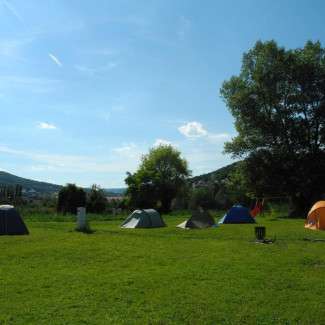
[67,228,96,234]
[269,215,305,221]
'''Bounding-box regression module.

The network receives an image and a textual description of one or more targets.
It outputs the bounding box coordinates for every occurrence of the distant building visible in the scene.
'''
[106,196,124,202]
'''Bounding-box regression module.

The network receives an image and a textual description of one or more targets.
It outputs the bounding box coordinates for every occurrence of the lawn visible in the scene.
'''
[1,212,325,324]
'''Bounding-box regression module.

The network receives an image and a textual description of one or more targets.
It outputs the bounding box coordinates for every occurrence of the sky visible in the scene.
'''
[0,0,325,188]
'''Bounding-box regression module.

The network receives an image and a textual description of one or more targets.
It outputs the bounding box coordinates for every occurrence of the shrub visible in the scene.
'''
[57,184,86,214]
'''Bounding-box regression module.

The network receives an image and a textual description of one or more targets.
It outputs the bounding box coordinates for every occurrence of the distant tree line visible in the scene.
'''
[0,184,23,205]
[56,183,111,214]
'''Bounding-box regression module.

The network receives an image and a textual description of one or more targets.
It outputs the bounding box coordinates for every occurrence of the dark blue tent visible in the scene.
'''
[219,205,256,224]
[0,205,29,235]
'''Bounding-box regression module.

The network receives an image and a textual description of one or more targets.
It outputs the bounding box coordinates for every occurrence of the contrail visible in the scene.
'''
[49,53,63,67]
[2,0,24,23]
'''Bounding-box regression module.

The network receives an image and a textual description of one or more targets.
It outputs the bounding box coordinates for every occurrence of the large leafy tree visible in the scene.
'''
[125,145,190,213]
[221,40,325,216]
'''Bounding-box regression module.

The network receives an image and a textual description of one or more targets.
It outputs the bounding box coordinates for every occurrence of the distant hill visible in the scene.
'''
[0,171,61,195]
[190,161,240,185]
[103,188,126,196]
[0,171,127,197]
[0,163,239,198]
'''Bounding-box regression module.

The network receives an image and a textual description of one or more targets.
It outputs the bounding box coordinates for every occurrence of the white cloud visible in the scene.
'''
[178,121,207,138]
[37,122,57,130]
[178,121,231,143]
[153,139,173,147]
[113,143,140,159]
[49,53,62,67]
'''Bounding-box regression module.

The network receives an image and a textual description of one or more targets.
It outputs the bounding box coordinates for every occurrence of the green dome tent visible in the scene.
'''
[121,209,166,228]
[0,205,29,235]
[177,209,216,229]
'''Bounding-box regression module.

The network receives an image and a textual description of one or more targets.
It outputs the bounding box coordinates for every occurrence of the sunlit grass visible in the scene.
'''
[1,212,325,324]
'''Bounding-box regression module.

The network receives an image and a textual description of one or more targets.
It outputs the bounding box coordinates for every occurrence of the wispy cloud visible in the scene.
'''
[74,62,117,75]
[2,0,23,23]
[101,103,126,122]
[37,122,57,130]
[0,75,60,93]
[113,143,141,159]
[0,144,141,174]
[206,133,231,143]
[74,65,95,75]
[0,38,33,59]
[111,104,125,112]
[178,16,191,40]
[49,53,62,67]
[86,48,115,56]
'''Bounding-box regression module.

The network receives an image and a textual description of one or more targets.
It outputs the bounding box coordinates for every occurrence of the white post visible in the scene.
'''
[77,207,87,230]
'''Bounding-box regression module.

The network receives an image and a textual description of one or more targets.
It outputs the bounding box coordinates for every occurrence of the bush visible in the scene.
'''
[86,185,107,213]
[57,184,86,214]
[189,187,216,210]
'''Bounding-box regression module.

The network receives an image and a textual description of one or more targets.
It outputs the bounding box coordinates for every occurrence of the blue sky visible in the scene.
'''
[1,0,325,187]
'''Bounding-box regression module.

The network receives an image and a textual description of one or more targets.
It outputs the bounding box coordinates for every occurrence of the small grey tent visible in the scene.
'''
[121,209,166,228]
[0,205,29,235]
[177,209,216,229]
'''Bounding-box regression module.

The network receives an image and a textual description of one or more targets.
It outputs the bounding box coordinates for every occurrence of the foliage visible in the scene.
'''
[86,184,107,213]
[190,161,240,184]
[171,183,191,210]
[57,183,86,214]
[189,186,217,209]
[125,145,190,213]
[188,161,251,209]
[221,40,325,216]
[224,161,252,206]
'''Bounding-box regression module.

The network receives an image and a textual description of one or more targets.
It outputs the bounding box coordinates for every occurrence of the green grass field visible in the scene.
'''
[1,213,325,324]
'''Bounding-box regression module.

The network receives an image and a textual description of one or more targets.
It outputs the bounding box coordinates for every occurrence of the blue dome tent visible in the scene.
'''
[219,205,256,224]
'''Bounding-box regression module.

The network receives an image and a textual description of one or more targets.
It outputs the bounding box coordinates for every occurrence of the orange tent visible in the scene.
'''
[305,201,325,230]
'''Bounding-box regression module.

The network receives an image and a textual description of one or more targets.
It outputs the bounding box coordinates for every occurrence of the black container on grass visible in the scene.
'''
[255,226,266,241]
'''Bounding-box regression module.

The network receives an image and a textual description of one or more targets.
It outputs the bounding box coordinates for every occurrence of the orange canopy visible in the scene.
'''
[305,201,325,230]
